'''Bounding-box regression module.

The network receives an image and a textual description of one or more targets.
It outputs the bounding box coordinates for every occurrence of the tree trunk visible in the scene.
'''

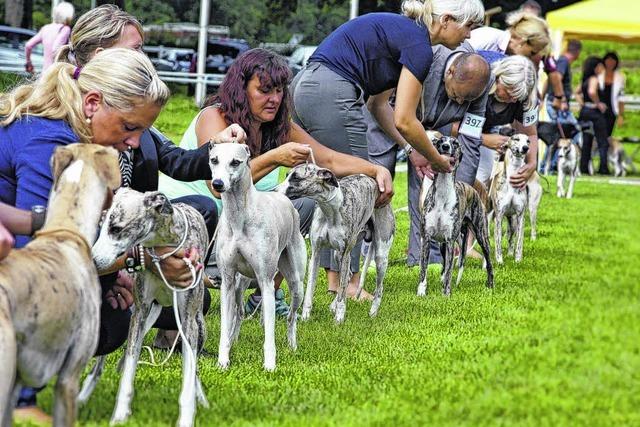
[4,0,25,27]
[97,0,126,10]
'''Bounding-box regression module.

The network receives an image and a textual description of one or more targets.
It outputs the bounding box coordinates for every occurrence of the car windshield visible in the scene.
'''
[0,31,43,55]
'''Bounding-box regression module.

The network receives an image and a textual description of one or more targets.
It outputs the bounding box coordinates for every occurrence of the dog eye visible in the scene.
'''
[230,159,241,167]
[210,157,219,165]
[109,224,123,235]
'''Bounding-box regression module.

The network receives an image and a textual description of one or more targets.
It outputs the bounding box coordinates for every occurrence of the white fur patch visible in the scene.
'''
[64,160,84,183]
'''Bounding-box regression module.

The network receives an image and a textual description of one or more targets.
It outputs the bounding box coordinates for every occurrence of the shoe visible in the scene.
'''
[244,289,290,318]
[13,406,52,425]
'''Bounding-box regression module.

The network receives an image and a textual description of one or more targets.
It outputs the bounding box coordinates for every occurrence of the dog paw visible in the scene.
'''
[217,359,230,370]
[417,282,427,297]
[110,411,130,425]
[264,361,276,372]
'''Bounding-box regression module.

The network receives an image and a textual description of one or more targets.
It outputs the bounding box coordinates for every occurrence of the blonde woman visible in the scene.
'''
[291,0,484,295]
[475,54,539,189]
[24,1,75,73]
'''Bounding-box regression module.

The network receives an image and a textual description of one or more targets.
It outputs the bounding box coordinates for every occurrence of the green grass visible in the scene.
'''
[29,159,640,425]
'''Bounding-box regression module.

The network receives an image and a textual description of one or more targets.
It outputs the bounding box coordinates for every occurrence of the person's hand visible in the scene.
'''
[373,165,394,207]
[597,102,608,114]
[25,61,33,74]
[509,162,536,189]
[148,246,203,288]
[551,97,562,110]
[105,270,135,310]
[430,153,453,174]
[484,134,509,155]
[616,115,624,127]
[273,142,311,167]
[409,150,433,180]
[0,221,14,261]
[210,124,247,144]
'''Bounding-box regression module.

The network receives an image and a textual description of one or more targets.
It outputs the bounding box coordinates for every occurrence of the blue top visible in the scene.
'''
[0,116,79,247]
[309,13,433,96]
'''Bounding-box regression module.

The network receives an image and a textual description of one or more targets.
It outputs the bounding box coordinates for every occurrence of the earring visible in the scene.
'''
[86,117,92,124]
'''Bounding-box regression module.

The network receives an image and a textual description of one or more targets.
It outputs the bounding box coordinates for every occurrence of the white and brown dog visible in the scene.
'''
[0,144,120,427]
[490,133,536,263]
[418,134,493,297]
[91,188,209,427]
[279,163,395,323]
[556,137,580,198]
[210,142,306,372]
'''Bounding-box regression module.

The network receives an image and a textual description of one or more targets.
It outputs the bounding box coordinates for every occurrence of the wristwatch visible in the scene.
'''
[402,144,414,157]
[30,205,46,235]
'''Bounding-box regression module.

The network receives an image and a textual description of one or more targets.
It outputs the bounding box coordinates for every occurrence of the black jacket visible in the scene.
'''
[131,127,211,192]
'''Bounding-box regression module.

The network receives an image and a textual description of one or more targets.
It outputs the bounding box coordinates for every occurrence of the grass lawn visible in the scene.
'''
[23,94,640,426]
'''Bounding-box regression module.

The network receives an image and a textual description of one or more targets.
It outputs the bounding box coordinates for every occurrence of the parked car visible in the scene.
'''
[287,45,317,76]
[187,38,250,94]
[0,25,44,73]
[144,46,194,72]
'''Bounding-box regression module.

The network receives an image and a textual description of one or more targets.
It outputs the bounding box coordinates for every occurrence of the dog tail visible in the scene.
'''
[0,286,17,417]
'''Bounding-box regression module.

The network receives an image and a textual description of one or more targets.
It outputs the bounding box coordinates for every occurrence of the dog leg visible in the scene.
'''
[259,277,277,371]
[0,297,17,426]
[77,355,106,405]
[217,269,236,370]
[528,184,542,241]
[176,292,201,427]
[557,169,565,198]
[515,214,525,263]
[417,235,431,297]
[567,172,577,199]
[507,216,517,257]
[230,277,247,344]
[333,251,351,324]
[111,300,154,425]
[494,211,504,265]
[456,227,470,287]
[442,243,455,296]
[472,214,494,289]
[356,244,374,300]
[53,362,85,427]
[278,238,305,350]
[301,246,320,321]
[370,234,393,317]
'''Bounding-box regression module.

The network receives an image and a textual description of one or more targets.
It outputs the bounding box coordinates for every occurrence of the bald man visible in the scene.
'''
[366,44,492,266]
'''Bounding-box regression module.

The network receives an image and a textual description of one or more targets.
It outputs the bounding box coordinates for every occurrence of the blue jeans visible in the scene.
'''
[543,99,581,172]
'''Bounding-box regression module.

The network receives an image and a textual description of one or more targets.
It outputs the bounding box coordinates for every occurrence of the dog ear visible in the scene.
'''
[144,191,173,215]
[316,168,339,187]
[499,127,516,137]
[93,146,122,190]
[426,130,443,144]
[50,145,76,188]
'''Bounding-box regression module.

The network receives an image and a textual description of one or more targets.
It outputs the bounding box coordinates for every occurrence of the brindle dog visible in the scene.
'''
[418,134,494,297]
[0,144,120,427]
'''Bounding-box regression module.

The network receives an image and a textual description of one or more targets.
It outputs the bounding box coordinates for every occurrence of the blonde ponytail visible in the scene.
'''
[506,11,550,54]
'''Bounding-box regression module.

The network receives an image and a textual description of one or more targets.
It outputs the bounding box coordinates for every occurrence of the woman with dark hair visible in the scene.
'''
[160,48,393,313]
[600,51,626,137]
[578,56,610,174]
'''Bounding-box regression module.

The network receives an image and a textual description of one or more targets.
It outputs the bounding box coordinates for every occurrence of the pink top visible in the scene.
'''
[25,23,71,70]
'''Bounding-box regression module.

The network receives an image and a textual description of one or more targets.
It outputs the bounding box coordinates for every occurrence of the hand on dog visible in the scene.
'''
[210,124,247,144]
[274,142,312,167]
[484,134,509,155]
[105,271,135,310]
[509,162,536,189]
[0,221,14,261]
[150,246,204,288]
[373,165,394,207]
[431,153,453,174]
[409,151,434,180]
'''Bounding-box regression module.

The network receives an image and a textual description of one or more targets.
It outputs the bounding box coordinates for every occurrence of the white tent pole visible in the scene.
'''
[552,29,564,58]
[350,0,359,20]
[195,0,211,106]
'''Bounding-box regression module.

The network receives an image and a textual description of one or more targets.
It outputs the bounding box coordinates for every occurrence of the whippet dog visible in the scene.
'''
[0,144,120,427]
[91,188,209,427]
[417,135,493,297]
[210,142,306,372]
[490,133,531,264]
[556,137,580,198]
[279,163,395,323]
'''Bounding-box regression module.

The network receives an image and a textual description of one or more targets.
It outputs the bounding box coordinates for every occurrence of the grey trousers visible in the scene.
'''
[367,113,480,266]
[291,62,367,273]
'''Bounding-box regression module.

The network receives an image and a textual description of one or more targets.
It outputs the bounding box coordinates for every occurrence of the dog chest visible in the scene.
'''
[424,179,458,241]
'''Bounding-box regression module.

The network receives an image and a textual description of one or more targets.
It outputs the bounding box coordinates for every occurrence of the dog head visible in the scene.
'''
[208,142,251,193]
[506,133,530,158]
[278,163,338,201]
[51,143,120,197]
[556,138,573,159]
[92,188,174,270]
[428,131,462,169]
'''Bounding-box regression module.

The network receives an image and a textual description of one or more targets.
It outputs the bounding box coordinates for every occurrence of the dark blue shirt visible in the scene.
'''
[0,116,79,247]
[309,13,433,96]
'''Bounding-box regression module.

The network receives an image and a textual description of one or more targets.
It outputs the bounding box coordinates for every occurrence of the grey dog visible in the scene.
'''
[279,163,395,323]
[91,188,209,427]
[210,142,306,372]
[418,134,493,297]
[0,144,120,427]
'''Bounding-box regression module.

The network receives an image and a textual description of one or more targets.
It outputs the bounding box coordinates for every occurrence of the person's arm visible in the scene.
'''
[0,202,33,235]
[587,77,607,113]
[367,89,410,149]
[24,30,43,73]
[0,221,14,261]
[548,71,566,110]
[509,120,539,189]
[617,72,626,127]
[393,67,452,173]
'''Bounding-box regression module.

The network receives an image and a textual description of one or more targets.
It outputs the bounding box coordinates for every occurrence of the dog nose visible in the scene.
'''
[441,143,450,152]
[522,146,529,154]
[212,179,225,192]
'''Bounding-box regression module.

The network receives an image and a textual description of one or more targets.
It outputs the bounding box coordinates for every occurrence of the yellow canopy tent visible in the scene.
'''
[547,0,640,54]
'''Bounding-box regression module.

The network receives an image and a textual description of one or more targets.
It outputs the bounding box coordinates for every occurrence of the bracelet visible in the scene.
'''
[124,245,145,274]
[30,205,46,236]
[402,144,414,157]
[138,244,146,271]
[553,95,564,100]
